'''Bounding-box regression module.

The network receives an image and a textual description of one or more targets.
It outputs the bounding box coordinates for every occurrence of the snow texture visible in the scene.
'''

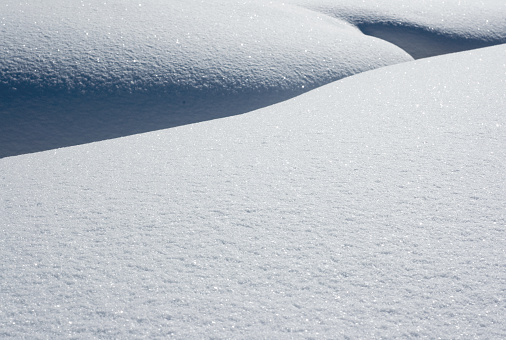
[292,0,506,59]
[0,0,413,158]
[3,0,506,158]
[1,44,505,338]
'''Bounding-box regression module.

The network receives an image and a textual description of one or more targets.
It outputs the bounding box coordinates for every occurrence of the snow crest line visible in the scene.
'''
[0,0,412,158]
[355,21,506,59]
[2,0,506,157]
[293,0,506,59]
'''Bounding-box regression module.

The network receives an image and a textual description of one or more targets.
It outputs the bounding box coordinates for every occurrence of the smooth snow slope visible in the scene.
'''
[1,45,505,338]
[291,0,506,59]
[0,0,413,158]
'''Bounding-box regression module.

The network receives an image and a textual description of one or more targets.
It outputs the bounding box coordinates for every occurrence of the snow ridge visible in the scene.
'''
[292,0,506,58]
[1,0,506,158]
[0,0,412,158]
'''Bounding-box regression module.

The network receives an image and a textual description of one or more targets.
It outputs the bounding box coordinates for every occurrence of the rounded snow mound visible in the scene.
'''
[0,0,412,157]
[291,0,506,59]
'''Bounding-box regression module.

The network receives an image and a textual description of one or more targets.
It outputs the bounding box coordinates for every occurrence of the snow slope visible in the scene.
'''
[0,0,413,158]
[1,44,505,338]
[292,0,506,59]
[3,0,506,158]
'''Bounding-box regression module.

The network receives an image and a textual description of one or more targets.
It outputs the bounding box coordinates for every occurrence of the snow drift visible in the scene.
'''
[3,0,506,158]
[0,0,413,158]
[292,0,506,58]
[1,44,505,338]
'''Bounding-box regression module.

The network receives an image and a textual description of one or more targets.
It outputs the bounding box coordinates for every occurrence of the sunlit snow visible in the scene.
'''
[2,0,506,157]
[1,0,505,338]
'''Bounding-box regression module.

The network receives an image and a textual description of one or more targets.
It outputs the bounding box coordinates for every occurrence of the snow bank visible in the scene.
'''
[3,0,505,158]
[292,0,506,58]
[0,0,412,158]
[1,44,505,338]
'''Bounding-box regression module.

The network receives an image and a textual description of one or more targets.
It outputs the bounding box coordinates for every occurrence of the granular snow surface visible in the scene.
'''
[1,0,414,158]
[1,44,505,338]
[292,0,506,59]
[2,0,506,158]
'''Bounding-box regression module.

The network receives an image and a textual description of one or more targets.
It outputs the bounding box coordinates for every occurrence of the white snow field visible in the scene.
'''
[2,0,506,157]
[1,41,505,338]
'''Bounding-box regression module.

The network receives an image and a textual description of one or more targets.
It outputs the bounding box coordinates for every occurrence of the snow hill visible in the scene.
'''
[1,43,505,338]
[0,0,411,158]
[2,0,506,158]
[293,0,506,58]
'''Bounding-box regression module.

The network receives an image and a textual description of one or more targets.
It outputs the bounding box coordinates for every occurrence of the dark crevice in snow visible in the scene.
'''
[356,22,506,59]
[0,89,306,158]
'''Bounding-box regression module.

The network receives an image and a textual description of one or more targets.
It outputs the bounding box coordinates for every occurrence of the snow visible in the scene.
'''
[1,0,506,338]
[1,41,506,338]
[3,1,505,159]
[1,0,413,158]
[292,0,506,58]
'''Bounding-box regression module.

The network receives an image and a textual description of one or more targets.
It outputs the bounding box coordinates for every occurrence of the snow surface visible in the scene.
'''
[2,0,506,158]
[1,44,505,338]
[292,0,506,58]
[1,0,413,158]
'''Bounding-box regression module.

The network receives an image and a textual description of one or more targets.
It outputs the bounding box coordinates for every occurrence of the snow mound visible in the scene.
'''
[291,0,506,58]
[1,44,505,338]
[0,0,412,158]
